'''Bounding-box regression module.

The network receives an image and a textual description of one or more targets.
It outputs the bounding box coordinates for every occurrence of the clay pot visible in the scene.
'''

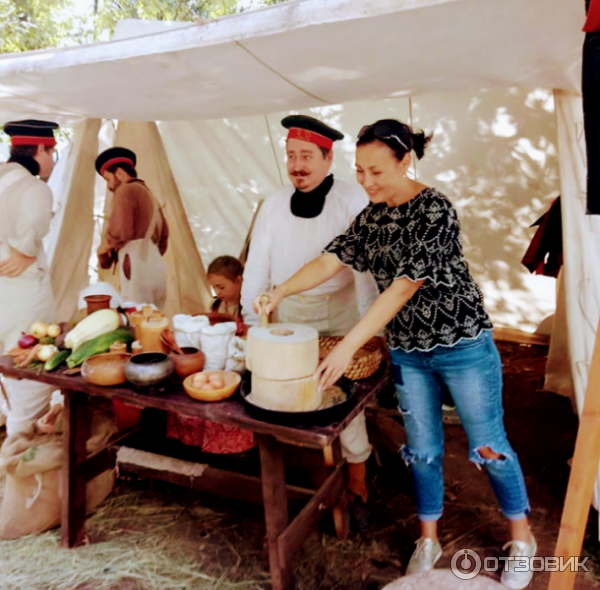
[82,353,131,386]
[139,317,170,353]
[84,294,111,315]
[125,352,174,392]
[171,347,206,379]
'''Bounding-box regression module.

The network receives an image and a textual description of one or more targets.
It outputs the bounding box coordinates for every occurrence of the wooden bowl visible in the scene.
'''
[183,370,241,402]
[170,347,205,379]
[82,352,131,386]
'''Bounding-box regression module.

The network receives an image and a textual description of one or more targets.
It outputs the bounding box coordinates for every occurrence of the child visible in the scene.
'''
[166,254,254,453]
[207,256,244,319]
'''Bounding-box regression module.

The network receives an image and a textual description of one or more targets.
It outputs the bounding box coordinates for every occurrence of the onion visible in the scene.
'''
[37,344,58,362]
[30,322,49,339]
[18,333,38,349]
[47,324,61,338]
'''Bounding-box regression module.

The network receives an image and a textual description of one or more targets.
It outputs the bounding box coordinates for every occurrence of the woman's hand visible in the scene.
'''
[252,289,284,318]
[315,341,357,392]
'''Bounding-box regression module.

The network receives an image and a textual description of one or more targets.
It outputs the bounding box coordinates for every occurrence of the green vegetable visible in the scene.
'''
[65,309,121,351]
[66,328,134,368]
[39,337,56,345]
[44,349,71,372]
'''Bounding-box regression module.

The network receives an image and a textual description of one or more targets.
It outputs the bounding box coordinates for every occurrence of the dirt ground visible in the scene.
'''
[2,340,600,590]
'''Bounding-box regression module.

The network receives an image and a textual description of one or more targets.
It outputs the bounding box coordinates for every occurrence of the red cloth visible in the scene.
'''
[166,413,256,454]
[584,0,600,32]
[521,196,563,278]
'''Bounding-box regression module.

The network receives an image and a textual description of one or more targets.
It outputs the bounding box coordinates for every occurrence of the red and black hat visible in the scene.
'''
[3,119,59,147]
[281,115,344,150]
[95,147,137,176]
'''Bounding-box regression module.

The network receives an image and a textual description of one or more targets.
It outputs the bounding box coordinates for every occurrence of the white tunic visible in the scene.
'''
[241,179,378,325]
[0,162,57,434]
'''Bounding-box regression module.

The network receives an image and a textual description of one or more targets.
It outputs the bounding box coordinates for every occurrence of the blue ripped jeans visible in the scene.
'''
[389,331,530,522]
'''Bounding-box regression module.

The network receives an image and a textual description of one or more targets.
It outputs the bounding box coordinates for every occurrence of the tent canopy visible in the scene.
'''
[0,0,584,125]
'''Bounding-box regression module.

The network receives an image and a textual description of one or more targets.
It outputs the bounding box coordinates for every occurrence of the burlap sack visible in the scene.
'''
[0,408,117,539]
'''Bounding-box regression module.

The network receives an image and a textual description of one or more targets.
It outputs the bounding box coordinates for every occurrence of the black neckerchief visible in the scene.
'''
[8,155,39,176]
[290,174,334,218]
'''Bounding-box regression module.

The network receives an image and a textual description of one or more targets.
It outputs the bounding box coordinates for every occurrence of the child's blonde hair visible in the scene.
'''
[207,255,244,281]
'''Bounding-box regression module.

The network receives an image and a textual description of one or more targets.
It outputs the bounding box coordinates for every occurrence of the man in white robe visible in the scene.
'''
[241,115,378,509]
[0,120,59,435]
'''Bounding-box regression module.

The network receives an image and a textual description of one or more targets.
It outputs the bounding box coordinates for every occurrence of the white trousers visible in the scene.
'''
[0,268,57,435]
[277,284,371,464]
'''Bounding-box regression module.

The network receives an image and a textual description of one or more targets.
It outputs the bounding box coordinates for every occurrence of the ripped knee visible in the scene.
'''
[401,445,443,467]
[477,446,504,460]
[470,445,512,469]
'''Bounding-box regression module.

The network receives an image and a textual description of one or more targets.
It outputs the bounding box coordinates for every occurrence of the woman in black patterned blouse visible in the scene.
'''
[253,119,535,588]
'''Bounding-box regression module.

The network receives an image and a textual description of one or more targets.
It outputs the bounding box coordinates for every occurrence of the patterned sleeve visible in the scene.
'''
[323,212,369,273]
[394,196,461,287]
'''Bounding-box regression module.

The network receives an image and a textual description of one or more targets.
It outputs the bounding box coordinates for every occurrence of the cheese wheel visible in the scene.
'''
[246,323,318,380]
[250,374,322,412]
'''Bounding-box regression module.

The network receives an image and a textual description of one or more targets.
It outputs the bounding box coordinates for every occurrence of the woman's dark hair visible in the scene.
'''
[207,255,244,281]
[356,119,432,161]
[106,162,138,178]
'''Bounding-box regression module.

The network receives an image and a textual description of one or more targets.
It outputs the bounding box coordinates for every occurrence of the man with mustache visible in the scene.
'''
[241,115,377,524]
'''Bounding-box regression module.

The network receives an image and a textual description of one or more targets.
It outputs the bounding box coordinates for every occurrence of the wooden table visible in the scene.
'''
[0,356,388,590]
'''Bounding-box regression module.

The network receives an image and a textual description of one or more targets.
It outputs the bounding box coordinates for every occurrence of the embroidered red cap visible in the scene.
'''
[281,115,344,150]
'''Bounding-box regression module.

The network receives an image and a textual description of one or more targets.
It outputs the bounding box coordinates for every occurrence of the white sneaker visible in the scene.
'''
[406,537,442,575]
[501,534,537,589]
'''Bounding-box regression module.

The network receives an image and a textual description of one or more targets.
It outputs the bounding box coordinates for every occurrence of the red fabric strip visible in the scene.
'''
[287,128,333,150]
[100,156,135,176]
[11,136,56,147]
[584,0,600,32]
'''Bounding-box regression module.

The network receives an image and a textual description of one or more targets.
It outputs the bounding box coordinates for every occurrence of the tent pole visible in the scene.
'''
[548,314,600,590]
[239,200,264,265]
[265,114,285,188]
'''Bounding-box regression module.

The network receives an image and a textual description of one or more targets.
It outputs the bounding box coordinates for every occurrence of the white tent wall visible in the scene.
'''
[159,88,559,332]
[45,118,101,320]
[554,91,600,510]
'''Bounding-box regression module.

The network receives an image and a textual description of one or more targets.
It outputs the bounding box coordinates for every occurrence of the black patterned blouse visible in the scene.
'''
[324,187,493,351]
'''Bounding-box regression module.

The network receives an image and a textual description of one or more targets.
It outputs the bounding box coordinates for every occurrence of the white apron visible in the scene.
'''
[277,282,371,464]
[0,168,57,435]
[118,193,167,309]
[277,281,359,337]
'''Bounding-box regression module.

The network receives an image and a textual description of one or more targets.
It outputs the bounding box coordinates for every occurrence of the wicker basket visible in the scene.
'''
[319,336,384,381]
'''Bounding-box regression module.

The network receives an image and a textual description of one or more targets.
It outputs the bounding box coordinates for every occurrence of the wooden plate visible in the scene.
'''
[183,370,241,402]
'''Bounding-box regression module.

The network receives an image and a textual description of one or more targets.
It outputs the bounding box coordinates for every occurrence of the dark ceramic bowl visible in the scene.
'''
[125,352,175,393]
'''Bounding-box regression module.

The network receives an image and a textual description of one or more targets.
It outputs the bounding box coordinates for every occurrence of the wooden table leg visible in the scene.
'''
[61,389,90,548]
[324,439,349,539]
[258,434,294,590]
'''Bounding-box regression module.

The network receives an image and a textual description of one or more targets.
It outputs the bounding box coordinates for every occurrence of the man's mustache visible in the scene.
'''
[291,171,309,177]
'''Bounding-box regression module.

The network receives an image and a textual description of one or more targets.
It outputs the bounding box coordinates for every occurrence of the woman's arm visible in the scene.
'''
[315,276,423,391]
[253,253,345,315]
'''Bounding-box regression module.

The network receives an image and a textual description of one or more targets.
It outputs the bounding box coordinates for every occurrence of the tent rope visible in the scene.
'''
[235,41,332,105]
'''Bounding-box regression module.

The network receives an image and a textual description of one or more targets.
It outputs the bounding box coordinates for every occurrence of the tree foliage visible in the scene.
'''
[0,0,290,53]
[0,0,75,52]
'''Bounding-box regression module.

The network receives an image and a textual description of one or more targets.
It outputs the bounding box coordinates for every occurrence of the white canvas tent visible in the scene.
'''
[0,0,598,498]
